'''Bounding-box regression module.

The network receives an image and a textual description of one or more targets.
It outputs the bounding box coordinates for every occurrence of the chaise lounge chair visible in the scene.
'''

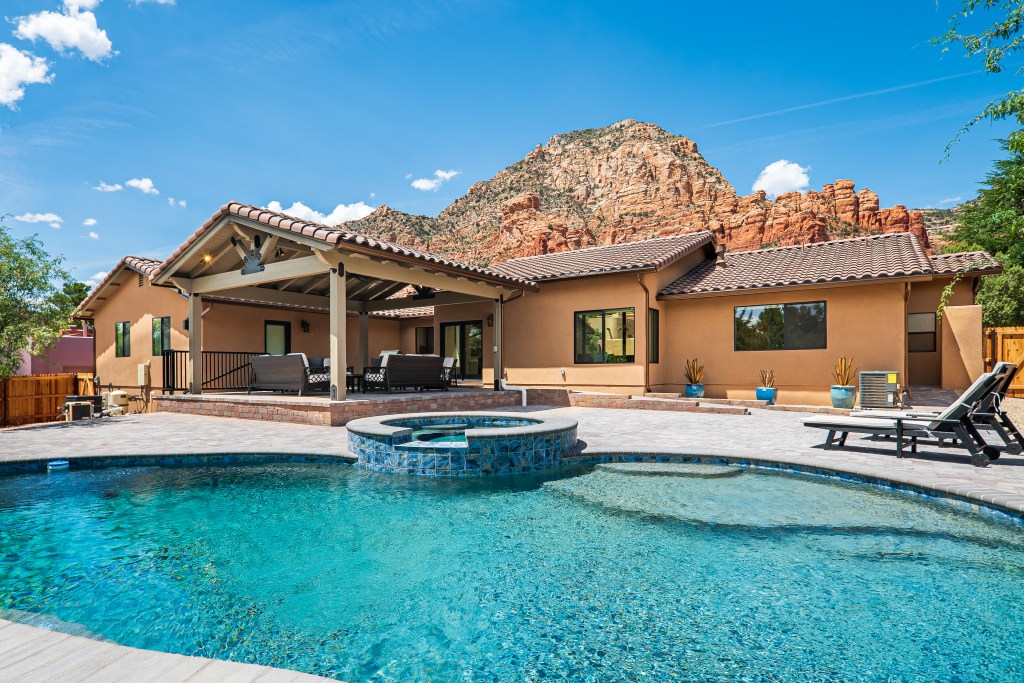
[803,371,1005,467]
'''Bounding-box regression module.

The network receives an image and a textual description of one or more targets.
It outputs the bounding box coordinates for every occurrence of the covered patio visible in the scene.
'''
[149,203,535,401]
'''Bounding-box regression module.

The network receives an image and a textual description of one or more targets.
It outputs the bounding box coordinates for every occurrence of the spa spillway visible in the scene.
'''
[346,412,579,476]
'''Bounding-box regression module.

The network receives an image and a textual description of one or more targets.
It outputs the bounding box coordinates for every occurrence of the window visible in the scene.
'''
[115,321,131,357]
[152,316,171,355]
[908,312,937,353]
[648,308,660,364]
[265,321,291,355]
[415,326,434,354]
[734,301,826,351]
[574,308,635,364]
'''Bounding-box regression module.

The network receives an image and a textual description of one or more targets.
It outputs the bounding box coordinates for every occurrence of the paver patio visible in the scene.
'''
[2,403,1024,681]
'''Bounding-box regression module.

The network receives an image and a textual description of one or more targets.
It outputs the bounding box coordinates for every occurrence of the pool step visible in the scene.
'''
[628,396,749,415]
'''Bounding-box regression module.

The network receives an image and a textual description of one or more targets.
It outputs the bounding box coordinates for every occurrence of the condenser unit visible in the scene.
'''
[859,371,900,409]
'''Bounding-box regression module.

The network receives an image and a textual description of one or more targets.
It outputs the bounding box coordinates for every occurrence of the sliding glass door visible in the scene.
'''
[441,321,483,381]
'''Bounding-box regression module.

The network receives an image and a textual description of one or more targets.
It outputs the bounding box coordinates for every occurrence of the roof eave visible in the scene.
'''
[656,273,935,301]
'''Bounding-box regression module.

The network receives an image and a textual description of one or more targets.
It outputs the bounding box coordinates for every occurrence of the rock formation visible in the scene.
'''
[345,119,928,265]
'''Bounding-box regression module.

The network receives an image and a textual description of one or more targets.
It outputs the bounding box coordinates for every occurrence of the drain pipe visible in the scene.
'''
[637,274,651,393]
[500,379,528,407]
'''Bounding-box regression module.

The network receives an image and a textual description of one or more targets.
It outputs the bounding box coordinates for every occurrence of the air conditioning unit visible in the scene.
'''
[859,371,900,409]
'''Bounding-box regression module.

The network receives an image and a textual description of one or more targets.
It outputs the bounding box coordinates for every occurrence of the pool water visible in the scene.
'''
[1,462,1023,681]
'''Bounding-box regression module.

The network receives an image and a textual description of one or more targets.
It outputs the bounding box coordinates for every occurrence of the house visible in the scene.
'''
[78,202,1000,405]
[14,327,95,375]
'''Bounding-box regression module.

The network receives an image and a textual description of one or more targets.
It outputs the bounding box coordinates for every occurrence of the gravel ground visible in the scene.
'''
[1004,397,1024,431]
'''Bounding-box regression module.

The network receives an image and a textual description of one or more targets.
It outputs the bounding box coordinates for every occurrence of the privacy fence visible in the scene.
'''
[985,327,1024,398]
[0,373,96,428]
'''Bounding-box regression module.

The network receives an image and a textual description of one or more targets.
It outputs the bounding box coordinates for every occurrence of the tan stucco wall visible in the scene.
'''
[941,304,984,391]
[906,277,976,387]
[656,282,909,405]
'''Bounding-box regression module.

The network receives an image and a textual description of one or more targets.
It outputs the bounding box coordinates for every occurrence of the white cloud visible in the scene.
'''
[168,196,187,207]
[87,230,99,240]
[411,169,460,192]
[133,0,176,4]
[15,212,63,228]
[65,1,102,10]
[94,181,122,192]
[266,200,375,226]
[126,177,159,194]
[938,195,963,206]
[83,270,107,288]
[752,160,810,198]
[404,173,413,179]
[0,43,53,109]
[14,5,114,63]
[83,217,97,226]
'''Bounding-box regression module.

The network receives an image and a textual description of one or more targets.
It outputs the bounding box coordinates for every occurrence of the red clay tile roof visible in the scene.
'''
[489,232,715,282]
[77,255,164,314]
[151,202,536,289]
[928,251,1002,276]
[659,233,942,297]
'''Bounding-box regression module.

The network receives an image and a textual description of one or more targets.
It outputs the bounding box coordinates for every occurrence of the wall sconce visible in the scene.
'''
[486,314,494,327]
[300,320,311,333]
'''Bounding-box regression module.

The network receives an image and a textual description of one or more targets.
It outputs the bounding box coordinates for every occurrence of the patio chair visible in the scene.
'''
[249,353,312,396]
[852,362,1023,455]
[443,356,457,387]
[803,371,1004,467]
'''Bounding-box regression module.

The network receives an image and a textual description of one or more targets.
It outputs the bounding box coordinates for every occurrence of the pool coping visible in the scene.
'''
[346,411,579,440]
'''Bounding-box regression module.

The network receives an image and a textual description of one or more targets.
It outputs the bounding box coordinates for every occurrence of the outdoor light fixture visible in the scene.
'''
[203,253,212,263]
[487,314,494,327]
[301,320,311,333]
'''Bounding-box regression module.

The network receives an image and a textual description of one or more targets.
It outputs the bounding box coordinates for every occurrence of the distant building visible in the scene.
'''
[15,328,95,376]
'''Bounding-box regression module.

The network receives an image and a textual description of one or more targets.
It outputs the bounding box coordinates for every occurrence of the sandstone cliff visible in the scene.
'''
[346,119,928,266]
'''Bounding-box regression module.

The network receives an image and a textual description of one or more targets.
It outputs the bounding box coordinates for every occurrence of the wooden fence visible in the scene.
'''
[0,374,96,428]
[984,327,1024,398]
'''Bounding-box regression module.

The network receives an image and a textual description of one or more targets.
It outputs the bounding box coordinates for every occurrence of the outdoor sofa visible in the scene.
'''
[803,370,1006,467]
[363,353,448,393]
[249,353,319,396]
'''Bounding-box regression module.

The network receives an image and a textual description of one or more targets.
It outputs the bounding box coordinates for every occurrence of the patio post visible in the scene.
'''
[329,266,348,400]
[188,293,203,394]
[493,295,503,390]
[359,311,369,371]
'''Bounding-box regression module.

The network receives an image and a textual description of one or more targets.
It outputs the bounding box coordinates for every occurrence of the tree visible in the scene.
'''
[53,281,92,327]
[0,223,77,377]
[935,0,1024,153]
[976,263,1024,325]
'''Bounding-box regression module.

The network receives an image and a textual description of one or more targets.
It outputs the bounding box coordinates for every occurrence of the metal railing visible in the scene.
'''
[162,350,258,393]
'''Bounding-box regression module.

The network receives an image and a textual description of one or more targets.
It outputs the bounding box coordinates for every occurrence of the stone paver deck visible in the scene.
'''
[3,403,1024,680]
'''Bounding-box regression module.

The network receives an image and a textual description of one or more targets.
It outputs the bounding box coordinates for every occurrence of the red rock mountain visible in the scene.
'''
[345,119,928,266]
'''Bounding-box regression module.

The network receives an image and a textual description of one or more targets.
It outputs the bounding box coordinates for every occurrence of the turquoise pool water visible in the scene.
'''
[1,462,1023,681]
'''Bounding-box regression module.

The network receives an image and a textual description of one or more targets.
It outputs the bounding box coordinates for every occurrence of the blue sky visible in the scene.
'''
[0,0,1017,285]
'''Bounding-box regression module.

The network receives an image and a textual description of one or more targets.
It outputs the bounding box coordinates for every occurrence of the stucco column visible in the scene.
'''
[329,266,348,400]
[493,296,503,391]
[188,293,203,395]
[359,311,369,371]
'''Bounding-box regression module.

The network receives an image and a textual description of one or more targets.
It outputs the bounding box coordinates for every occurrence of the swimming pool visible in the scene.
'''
[1,462,1023,681]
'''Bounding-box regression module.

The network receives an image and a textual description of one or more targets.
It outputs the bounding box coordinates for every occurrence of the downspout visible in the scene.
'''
[638,274,651,393]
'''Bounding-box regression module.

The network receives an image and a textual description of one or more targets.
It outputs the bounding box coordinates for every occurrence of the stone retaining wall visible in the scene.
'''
[524,389,748,415]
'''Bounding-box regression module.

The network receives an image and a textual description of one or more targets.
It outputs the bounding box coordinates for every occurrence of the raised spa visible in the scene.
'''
[346,412,578,476]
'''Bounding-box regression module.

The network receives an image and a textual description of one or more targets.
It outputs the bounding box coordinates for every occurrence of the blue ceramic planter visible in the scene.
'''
[830,385,856,409]
[755,387,777,405]
[685,384,704,399]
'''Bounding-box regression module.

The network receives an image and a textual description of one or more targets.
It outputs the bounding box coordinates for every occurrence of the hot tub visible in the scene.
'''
[346,412,579,476]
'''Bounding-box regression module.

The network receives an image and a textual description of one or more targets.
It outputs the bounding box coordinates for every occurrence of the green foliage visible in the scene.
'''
[0,223,76,377]
[976,263,1024,325]
[53,281,92,323]
[946,141,1024,262]
[934,1,1024,153]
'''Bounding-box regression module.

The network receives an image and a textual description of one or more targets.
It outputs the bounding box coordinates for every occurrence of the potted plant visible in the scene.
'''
[756,369,777,405]
[830,356,858,409]
[684,358,705,398]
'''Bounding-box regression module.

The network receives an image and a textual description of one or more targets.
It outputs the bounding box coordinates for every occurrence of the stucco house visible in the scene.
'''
[77,202,1000,406]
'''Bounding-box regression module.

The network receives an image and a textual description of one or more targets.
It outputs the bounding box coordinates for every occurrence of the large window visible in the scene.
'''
[574,308,635,364]
[152,316,171,355]
[415,326,435,354]
[115,321,131,357]
[734,301,826,351]
[908,312,937,353]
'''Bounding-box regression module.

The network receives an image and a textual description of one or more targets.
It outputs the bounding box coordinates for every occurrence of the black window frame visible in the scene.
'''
[733,300,827,352]
[264,320,292,355]
[573,307,636,364]
[415,326,435,355]
[152,316,171,356]
[908,312,937,353]
[115,321,131,357]
[648,308,660,364]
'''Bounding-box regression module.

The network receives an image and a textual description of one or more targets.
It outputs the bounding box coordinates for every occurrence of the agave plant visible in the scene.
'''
[759,369,775,388]
[832,356,858,386]
[685,357,705,384]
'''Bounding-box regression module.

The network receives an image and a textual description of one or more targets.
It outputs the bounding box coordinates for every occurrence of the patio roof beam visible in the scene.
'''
[189,254,328,294]
[363,291,485,312]
[317,251,514,299]
[208,286,332,310]
[366,281,409,301]
[188,241,237,279]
